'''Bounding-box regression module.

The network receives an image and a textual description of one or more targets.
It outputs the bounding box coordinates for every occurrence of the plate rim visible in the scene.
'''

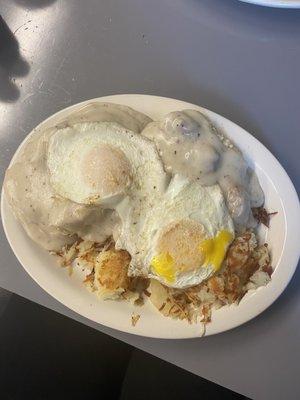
[239,0,300,8]
[2,94,300,339]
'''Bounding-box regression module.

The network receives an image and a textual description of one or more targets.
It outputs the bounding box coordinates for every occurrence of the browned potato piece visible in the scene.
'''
[96,249,131,291]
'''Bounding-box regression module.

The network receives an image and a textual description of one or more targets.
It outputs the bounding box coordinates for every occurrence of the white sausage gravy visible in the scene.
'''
[142,110,264,228]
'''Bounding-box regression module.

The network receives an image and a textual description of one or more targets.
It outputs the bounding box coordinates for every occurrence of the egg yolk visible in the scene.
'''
[151,252,175,283]
[151,220,207,283]
[198,230,233,271]
[82,144,132,198]
[150,225,233,284]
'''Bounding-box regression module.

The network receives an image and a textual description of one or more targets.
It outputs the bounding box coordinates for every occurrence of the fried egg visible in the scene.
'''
[47,121,168,207]
[116,175,235,289]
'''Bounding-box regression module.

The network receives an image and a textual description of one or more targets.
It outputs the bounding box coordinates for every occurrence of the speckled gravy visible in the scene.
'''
[142,110,264,228]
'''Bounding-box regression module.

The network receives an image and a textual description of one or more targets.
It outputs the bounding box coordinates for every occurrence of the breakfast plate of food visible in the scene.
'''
[2,94,300,338]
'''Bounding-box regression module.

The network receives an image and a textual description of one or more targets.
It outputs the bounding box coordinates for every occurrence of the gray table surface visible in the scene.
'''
[1,1,300,399]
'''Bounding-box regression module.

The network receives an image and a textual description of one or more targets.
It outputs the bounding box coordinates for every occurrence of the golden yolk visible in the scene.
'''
[150,224,233,283]
[150,220,206,283]
[198,230,233,271]
[151,252,175,283]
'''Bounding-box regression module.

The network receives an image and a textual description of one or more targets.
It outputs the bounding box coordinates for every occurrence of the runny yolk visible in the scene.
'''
[151,252,175,283]
[198,230,233,271]
[151,230,233,283]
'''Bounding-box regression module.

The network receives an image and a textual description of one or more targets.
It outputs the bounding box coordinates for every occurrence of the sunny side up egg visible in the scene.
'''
[116,175,235,289]
[47,121,168,208]
[47,120,234,289]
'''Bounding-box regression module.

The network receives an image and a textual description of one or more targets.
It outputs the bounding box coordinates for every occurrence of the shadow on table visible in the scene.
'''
[0,17,30,103]
[0,293,246,400]
[13,0,57,9]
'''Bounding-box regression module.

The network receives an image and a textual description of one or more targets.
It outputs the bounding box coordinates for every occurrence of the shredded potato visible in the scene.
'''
[57,229,272,326]
[148,231,272,323]
[60,242,149,303]
[131,313,141,327]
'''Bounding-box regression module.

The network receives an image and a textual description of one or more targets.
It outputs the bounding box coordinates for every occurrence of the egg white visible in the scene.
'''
[47,121,168,207]
[116,175,234,288]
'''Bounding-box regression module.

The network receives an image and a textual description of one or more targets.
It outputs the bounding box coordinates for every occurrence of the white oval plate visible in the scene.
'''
[239,0,300,8]
[2,95,300,338]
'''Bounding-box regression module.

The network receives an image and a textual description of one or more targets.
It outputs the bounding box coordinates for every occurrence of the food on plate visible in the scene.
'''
[142,110,264,228]
[148,231,271,323]
[4,103,151,251]
[116,175,234,289]
[47,121,167,206]
[252,206,278,228]
[4,101,274,327]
